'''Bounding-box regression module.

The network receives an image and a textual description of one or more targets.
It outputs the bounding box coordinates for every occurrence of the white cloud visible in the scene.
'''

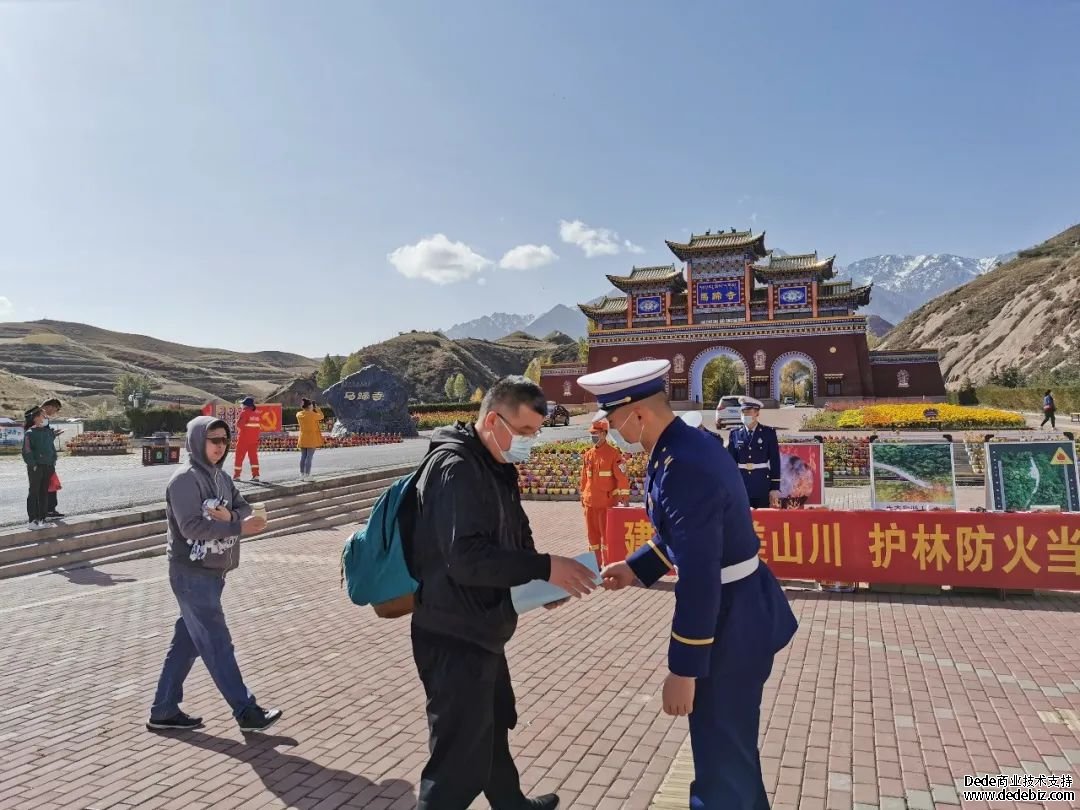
[387,234,493,285]
[0,296,14,320]
[559,219,630,258]
[624,240,645,254]
[499,244,558,271]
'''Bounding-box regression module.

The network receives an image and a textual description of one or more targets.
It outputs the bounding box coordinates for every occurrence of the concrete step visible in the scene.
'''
[1,533,168,579]
[0,469,408,580]
[0,465,413,550]
[0,480,383,569]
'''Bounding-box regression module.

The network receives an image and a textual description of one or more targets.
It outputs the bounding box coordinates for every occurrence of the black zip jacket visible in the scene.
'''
[404,422,552,653]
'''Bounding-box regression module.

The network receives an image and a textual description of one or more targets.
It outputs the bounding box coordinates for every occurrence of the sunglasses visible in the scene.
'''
[206,437,229,446]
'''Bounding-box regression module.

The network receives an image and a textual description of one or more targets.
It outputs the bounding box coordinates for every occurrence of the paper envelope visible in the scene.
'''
[511,552,602,614]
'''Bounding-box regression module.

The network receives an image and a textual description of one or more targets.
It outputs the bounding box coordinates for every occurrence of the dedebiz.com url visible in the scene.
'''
[963,789,1075,802]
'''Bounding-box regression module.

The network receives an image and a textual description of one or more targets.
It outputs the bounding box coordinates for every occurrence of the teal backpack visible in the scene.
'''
[341,449,458,618]
[340,467,423,619]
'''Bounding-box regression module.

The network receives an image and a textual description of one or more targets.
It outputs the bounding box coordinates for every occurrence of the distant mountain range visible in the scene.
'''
[848,252,1017,326]
[444,305,588,341]
[444,249,1018,341]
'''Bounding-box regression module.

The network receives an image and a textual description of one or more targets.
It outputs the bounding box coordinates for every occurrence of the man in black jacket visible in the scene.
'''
[405,376,598,810]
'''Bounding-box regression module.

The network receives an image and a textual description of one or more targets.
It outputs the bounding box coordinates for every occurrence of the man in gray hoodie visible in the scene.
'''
[147,416,282,733]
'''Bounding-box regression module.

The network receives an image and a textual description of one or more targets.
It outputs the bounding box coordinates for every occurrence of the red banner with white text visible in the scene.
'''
[604,506,1080,591]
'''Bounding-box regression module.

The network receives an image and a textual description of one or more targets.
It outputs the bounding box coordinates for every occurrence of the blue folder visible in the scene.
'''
[511,552,602,614]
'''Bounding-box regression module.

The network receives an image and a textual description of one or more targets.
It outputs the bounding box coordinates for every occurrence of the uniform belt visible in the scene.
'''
[739,462,770,471]
[721,556,759,584]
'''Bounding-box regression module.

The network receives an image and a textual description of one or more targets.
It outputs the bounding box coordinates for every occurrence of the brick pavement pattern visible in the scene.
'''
[0,501,1078,810]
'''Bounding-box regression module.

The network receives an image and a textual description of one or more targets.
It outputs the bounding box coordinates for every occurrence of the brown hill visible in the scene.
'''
[341,331,579,402]
[0,320,318,415]
[880,223,1080,387]
[866,315,894,338]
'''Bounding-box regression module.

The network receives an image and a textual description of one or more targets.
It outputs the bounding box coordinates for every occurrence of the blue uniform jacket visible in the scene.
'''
[727,423,781,499]
[625,418,797,678]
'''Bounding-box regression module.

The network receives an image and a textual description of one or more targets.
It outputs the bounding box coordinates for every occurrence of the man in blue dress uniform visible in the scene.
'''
[727,397,781,509]
[577,360,798,809]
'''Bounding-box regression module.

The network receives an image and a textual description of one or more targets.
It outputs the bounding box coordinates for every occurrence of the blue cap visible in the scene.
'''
[241,396,255,408]
[577,359,671,419]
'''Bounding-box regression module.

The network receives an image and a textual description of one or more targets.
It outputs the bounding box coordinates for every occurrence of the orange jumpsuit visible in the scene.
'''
[234,408,262,481]
[580,442,631,568]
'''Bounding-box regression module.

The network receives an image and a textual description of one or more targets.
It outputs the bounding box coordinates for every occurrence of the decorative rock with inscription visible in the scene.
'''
[322,365,418,437]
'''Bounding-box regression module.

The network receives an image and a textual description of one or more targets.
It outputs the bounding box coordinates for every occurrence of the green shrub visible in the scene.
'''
[126,407,205,435]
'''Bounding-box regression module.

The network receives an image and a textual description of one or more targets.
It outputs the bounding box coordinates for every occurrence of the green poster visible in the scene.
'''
[870,441,957,510]
[985,441,1080,512]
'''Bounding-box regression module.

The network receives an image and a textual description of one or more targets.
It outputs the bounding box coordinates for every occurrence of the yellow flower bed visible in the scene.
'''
[835,403,1024,430]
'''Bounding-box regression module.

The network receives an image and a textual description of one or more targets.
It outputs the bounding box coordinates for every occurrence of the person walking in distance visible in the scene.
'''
[579,419,630,568]
[1041,390,1057,429]
[579,360,798,809]
[403,376,598,810]
[233,397,262,482]
[296,398,324,480]
[22,406,57,530]
[41,398,65,519]
[727,397,782,508]
[147,415,282,733]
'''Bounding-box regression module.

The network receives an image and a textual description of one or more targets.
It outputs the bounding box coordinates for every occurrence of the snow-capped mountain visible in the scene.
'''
[443,305,589,341]
[847,252,1017,324]
[443,312,534,341]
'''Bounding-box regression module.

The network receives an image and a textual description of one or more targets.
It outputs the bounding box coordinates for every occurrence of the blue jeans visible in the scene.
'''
[150,567,256,720]
[300,448,315,476]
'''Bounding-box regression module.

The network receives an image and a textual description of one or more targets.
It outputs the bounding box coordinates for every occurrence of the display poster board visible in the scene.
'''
[778,441,825,506]
[0,425,24,449]
[870,441,957,510]
[985,441,1080,513]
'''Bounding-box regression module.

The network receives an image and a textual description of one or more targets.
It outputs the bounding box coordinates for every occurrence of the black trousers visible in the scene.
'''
[47,489,59,514]
[26,465,53,523]
[1041,411,1056,428]
[412,625,525,810]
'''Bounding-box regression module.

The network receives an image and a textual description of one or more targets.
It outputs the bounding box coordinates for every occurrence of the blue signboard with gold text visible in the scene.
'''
[696,279,742,307]
[777,285,809,307]
[635,295,664,317]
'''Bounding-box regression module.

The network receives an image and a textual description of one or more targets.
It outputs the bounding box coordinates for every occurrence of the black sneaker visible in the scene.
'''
[237,705,282,733]
[146,711,203,731]
[47,511,65,519]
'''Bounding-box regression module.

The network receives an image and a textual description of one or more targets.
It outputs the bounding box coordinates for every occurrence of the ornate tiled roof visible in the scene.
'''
[666,229,768,260]
[606,265,686,293]
[818,283,872,308]
[578,296,629,319]
[751,251,836,282]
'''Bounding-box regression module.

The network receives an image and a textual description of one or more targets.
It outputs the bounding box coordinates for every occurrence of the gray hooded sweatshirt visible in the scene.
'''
[165,415,252,575]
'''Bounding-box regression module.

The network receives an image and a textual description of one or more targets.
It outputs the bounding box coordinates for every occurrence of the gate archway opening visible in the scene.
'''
[689,347,749,406]
[771,352,818,405]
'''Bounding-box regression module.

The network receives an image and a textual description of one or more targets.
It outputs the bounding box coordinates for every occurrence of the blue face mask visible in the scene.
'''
[497,415,539,463]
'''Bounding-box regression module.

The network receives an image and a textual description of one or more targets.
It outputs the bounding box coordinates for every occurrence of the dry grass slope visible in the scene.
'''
[881,223,1080,386]
[0,320,319,414]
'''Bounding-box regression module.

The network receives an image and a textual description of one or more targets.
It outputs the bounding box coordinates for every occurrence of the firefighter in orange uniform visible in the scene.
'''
[580,419,631,568]
[234,397,262,482]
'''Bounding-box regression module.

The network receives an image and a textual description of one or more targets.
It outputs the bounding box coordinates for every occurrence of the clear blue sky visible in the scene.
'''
[2,0,1077,357]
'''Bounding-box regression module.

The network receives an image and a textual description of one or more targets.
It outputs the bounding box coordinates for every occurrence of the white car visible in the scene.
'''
[714,395,743,428]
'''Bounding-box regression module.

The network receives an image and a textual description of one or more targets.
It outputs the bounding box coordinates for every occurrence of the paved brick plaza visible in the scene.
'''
[1,501,1078,810]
